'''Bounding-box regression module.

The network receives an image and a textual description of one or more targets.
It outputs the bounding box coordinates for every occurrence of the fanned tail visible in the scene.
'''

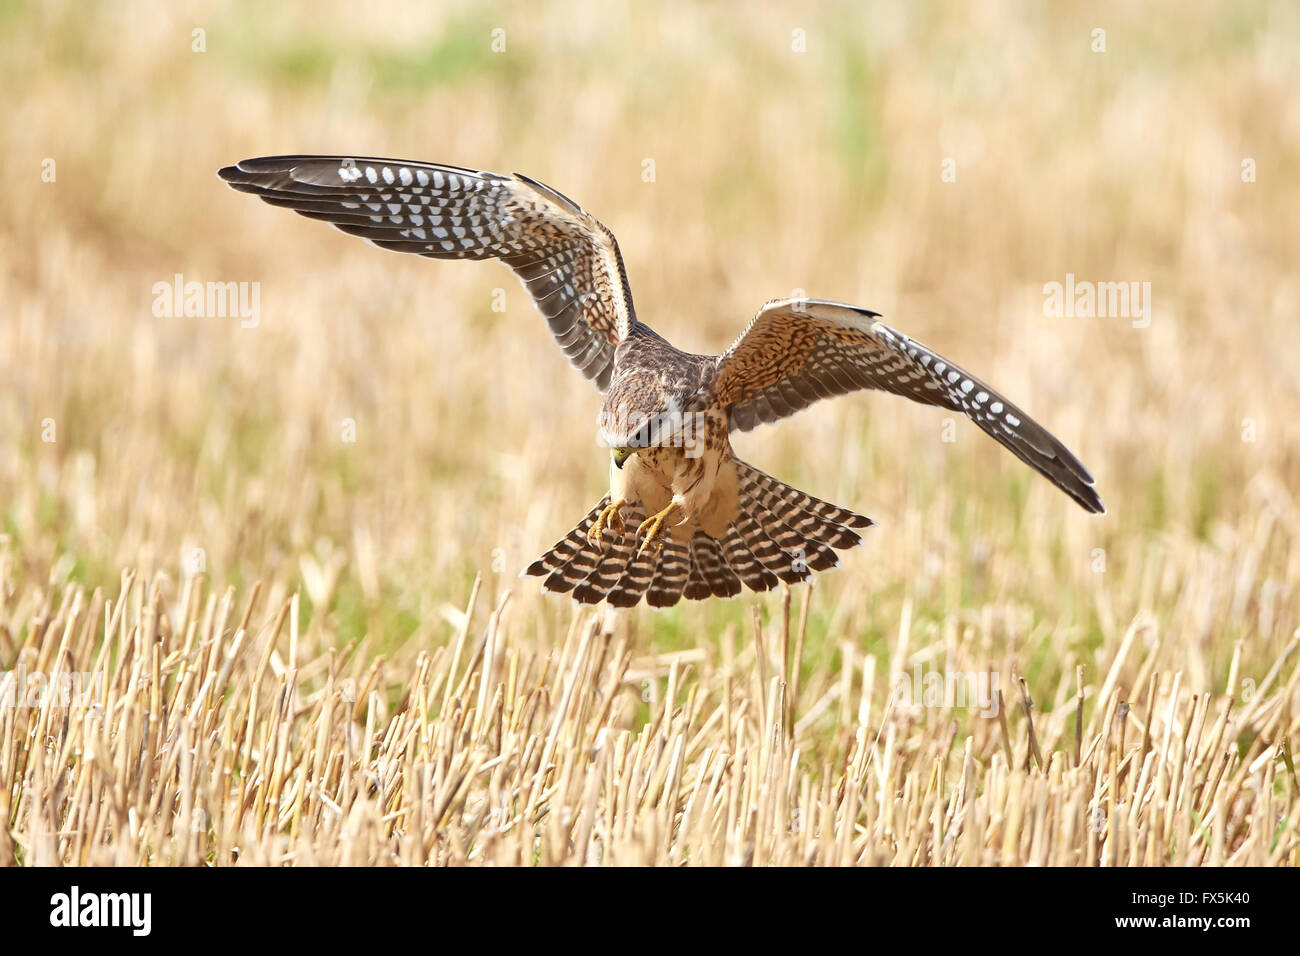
[522,461,873,608]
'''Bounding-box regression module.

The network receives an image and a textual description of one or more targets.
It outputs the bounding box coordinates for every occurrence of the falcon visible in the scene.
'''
[218,155,1103,608]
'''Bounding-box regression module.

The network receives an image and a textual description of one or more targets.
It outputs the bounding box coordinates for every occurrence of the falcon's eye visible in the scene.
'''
[611,447,633,469]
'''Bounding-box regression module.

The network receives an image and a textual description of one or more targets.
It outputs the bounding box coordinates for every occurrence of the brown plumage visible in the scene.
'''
[218,155,1104,609]
[526,462,875,608]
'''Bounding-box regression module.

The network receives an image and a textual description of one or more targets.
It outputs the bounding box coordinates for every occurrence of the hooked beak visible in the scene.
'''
[611,447,633,470]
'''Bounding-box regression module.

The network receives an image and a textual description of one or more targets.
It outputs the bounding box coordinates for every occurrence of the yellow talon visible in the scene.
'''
[635,502,679,556]
[587,499,628,546]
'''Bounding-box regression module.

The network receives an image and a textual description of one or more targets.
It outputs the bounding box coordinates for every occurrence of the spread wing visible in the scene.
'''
[715,298,1104,513]
[217,155,635,389]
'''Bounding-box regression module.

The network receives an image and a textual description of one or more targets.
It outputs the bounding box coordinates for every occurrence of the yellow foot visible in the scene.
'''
[587,499,628,547]
[635,502,680,556]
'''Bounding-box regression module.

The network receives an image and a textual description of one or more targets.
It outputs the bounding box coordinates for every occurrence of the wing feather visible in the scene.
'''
[218,155,635,390]
[715,298,1104,513]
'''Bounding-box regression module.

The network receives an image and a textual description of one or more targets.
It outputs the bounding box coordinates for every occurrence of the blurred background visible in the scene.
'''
[2,0,1297,695]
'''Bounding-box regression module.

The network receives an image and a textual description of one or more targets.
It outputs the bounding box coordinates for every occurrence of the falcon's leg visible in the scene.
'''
[635,501,681,556]
[587,498,628,547]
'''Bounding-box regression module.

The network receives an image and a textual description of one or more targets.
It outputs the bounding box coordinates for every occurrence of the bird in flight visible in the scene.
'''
[219,155,1103,608]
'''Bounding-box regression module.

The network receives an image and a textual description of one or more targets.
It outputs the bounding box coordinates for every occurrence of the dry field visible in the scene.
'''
[2,1,1298,866]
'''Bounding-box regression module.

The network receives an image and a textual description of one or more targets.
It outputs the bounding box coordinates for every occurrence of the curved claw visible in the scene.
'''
[587,499,628,547]
[634,502,679,557]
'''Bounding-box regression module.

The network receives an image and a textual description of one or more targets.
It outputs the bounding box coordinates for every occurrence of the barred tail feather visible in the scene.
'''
[720,531,782,593]
[523,460,873,608]
[605,540,657,607]
[570,527,639,604]
[524,496,608,592]
[644,540,692,608]
[734,461,875,539]
[685,535,742,601]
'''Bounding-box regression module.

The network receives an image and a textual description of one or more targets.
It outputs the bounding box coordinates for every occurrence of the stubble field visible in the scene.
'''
[1,0,1298,865]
